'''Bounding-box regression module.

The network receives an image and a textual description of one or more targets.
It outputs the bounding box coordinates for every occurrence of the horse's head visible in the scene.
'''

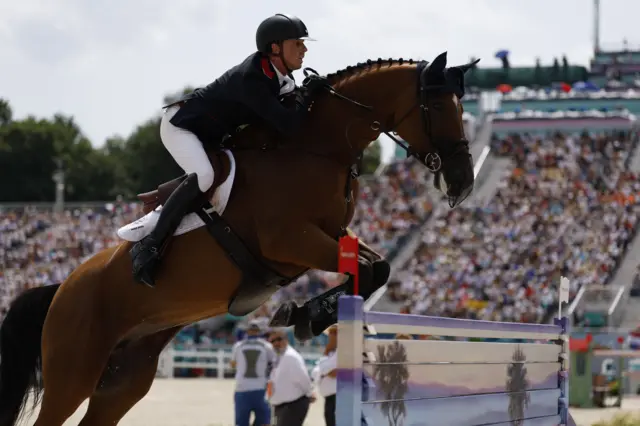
[312,53,479,208]
[388,52,478,208]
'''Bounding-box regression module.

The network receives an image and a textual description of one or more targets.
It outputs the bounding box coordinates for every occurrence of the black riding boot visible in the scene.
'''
[130,173,202,287]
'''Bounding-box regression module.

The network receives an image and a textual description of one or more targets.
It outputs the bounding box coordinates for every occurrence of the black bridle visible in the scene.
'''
[302,63,470,174]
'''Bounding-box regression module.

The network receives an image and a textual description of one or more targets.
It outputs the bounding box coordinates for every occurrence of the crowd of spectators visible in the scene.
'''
[0,159,434,347]
[0,203,141,319]
[388,130,640,324]
[632,266,640,297]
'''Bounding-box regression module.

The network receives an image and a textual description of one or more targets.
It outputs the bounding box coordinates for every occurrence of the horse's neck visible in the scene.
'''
[232,67,413,167]
[228,120,358,170]
[298,134,364,168]
[301,99,374,167]
[303,67,415,166]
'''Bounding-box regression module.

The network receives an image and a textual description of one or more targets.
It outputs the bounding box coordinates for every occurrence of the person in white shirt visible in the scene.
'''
[267,328,315,426]
[230,320,276,426]
[312,325,338,426]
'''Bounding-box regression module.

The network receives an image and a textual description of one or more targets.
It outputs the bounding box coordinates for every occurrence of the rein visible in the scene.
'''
[302,66,466,174]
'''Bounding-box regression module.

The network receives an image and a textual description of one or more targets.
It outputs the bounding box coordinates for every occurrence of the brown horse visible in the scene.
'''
[0,52,477,426]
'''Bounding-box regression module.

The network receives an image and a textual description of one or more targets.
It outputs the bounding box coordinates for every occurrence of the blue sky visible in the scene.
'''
[0,0,636,160]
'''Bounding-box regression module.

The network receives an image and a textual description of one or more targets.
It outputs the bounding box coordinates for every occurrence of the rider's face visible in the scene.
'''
[281,39,307,70]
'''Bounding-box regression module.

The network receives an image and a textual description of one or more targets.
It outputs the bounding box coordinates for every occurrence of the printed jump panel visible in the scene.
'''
[362,361,560,401]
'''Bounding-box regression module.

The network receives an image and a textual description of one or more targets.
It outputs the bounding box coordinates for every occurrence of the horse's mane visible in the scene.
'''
[230,58,422,145]
[325,58,420,86]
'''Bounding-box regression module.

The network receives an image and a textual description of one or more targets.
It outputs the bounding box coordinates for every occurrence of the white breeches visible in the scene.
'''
[160,105,214,193]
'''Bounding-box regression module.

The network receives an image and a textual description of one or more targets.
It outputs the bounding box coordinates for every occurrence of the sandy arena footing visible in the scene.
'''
[16,379,640,426]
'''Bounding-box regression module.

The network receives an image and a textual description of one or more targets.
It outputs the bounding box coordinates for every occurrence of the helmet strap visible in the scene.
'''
[272,41,293,75]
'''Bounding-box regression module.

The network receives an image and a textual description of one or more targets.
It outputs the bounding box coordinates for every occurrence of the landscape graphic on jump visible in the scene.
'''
[334,237,575,426]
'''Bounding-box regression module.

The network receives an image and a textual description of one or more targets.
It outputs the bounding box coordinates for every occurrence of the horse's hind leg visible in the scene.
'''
[77,327,180,426]
[34,345,114,426]
[33,317,119,426]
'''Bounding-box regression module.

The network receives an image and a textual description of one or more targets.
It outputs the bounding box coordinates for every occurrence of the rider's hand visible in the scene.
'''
[303,74,329,94]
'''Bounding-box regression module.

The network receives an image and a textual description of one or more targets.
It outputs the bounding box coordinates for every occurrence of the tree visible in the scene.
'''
[361,139,382,175]
[507,346,530,426]
[63,139,119,201]
[48,114,119,201]
[0,111,122,201]
[371,341,409,426]
[0,118,59,201]
[102,136,135,199]
[0,98,12,126]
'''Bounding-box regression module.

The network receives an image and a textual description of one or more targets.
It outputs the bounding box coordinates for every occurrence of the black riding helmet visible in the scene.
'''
[256,13,314,53]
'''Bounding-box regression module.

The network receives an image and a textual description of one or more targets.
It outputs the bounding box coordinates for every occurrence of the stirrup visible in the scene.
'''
[135,235,161,252]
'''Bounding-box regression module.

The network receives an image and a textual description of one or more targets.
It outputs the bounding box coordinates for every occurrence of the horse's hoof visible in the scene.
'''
[293,322,314,342]
[310,321,331,337]
[372,259,391,288]
[357,256,374,289]
[269,301,297,327]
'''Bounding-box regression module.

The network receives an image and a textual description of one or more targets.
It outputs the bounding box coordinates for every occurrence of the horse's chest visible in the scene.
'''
[315,193,351,237]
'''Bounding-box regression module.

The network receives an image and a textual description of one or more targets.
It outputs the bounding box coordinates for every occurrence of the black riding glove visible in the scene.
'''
[302,74,330,95]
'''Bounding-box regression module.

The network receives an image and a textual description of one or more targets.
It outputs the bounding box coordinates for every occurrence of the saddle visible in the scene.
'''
[137,150,231,215]
[135,149,298,316]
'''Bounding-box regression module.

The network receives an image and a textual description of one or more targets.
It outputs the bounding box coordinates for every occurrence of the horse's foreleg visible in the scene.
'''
[345,227,380,260]
[263,224,375,341]
[260,223,342,273]
[345,227,391,287]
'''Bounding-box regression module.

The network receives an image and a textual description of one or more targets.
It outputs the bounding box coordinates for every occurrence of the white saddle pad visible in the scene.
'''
[117,150,236,242]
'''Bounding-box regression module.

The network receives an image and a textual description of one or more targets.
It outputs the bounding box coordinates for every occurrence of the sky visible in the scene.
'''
[1,0,638,161]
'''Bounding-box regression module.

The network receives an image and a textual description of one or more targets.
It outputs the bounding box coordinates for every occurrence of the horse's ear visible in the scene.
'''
[455,58,481,74]
[430,52,448,73]
[422,52,447,83]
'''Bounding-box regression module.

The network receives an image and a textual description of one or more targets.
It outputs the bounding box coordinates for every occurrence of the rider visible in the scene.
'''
[130,13,329,287]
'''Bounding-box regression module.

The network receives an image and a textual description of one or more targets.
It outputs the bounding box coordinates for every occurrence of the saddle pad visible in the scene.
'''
[117,150,236,242]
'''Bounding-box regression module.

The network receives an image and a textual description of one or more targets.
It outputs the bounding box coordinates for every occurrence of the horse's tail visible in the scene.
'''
[0,283,60,426]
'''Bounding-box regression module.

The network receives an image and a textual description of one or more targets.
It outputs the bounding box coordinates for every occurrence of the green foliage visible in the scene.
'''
[0,117,60,201]
[0,98,12,125]
[593,413,640,426]
[0,94,184,202]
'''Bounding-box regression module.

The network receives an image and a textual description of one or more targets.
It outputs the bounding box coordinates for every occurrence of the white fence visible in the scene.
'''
[157,346,323,379]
